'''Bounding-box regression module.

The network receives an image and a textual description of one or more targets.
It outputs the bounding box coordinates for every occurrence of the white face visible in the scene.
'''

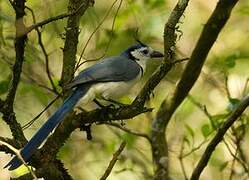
[130,46,154,61]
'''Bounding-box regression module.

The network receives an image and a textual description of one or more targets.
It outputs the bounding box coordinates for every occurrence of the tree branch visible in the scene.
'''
[100,141,126,180]
[39,105,152,162]
[106,122,152,143]
[149,1,190,179]
[190,94,249,180]
[60,0,94,87]
[0,137,19,154]
[75,0,122,71]
[179,137,188,180]
[17,1,94,37]
[0,140,37,179]
[25,6,59,95]
[2,0,27,143]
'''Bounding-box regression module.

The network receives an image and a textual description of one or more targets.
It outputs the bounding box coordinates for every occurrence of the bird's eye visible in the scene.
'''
[142,49,149,54]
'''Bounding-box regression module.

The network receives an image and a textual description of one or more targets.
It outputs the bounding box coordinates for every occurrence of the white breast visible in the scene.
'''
[76,72,142,106]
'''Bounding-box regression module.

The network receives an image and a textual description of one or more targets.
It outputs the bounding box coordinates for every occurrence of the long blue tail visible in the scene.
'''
[5,85,90,170]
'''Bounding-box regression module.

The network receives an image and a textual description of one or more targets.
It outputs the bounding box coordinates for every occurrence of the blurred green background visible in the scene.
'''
[0,0,248,179]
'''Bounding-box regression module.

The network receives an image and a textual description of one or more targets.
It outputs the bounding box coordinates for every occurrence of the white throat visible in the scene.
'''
[136,59,147,72]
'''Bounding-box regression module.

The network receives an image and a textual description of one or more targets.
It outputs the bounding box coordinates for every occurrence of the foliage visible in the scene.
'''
[0,0,248,180]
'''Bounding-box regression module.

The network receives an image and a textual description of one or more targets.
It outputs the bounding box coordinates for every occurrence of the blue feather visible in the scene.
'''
[5,85,90,170]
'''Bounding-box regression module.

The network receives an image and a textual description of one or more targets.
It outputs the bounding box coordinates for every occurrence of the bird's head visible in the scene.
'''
[121,41,164,62]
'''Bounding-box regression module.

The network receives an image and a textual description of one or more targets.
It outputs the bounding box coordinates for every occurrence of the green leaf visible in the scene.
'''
[227,98,240,111]
[224,54,238,68]
[0,12,14,22]
[183,136,191,147]
[238,6,249,16]
[121,133,137,149]
[105,141,117,154]
[219,161,229,171]
[211,113,228,128]
[151,0,166,9]
[0,80,9,95]
[201,124,211,138]
[185,124,195,138]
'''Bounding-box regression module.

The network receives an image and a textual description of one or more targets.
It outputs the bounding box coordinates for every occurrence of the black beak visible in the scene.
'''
[150,50,164,58]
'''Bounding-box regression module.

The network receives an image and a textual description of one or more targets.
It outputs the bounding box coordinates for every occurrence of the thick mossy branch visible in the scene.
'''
[150,1,190,180]
[41,105,152,160]
[16,105,152,170]
[2,0,27,144]
[60,0,94,87]
[190,94,249,180]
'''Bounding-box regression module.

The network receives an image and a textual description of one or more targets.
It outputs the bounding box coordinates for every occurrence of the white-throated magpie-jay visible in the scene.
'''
[5,42,163,170]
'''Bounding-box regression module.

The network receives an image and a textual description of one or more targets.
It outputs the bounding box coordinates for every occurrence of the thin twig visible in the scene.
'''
[188,95,212,119]
[20,2,88,36]
[75,0,119,69]
[231,125,249,175]
[188,95,216,128]
[229,148,237,180]
[0,140,37,179]
[179,137,188,180]
[0,56,56,95]
[223,139,249,173]
[182,138,210,158]
[106,122,152,143]
[75,0,123,71]
[242,77,249,96]
[225,75,231,99]
[26,6,59,95]
[173,57,189,64]
[22,73,57,94]
[100,141,126,180]
[22,95,60,130]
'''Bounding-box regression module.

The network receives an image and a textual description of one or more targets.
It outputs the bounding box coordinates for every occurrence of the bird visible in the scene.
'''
[5,42,164,170]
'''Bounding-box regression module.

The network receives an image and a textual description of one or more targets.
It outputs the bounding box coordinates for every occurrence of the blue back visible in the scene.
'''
[66,55,141,89]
